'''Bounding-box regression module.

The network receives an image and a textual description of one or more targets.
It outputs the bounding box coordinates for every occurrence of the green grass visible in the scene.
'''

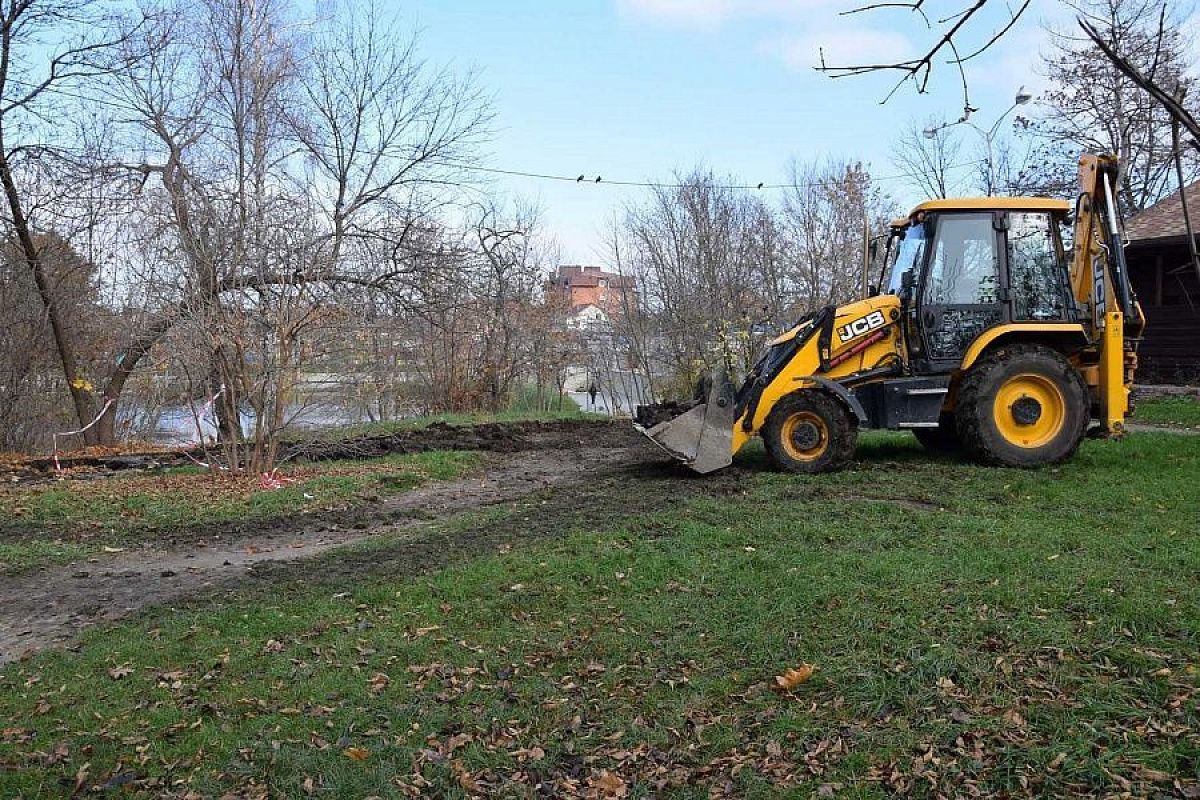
[0,433,1197,798]
[0,451,478,573]
[1134,394,1200,428]
[0,539,94,573]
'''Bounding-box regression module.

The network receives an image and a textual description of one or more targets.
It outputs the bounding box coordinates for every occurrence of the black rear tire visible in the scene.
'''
[913,412,961,453]
[956,344,1089,467]
[763,390,857,474]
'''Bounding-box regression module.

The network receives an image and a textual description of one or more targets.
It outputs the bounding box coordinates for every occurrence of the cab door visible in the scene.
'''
[1005,211,1075,322]
[915,212,1005,371]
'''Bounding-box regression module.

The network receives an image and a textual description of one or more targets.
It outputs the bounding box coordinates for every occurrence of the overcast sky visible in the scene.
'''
[402,0,1069,263]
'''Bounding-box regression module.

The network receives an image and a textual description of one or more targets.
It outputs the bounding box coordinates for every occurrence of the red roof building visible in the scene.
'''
[545,265,638,316]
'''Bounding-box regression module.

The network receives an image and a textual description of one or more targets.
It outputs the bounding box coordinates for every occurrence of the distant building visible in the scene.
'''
[545,265,637,316]
[1124,184,1200,383]
[565,303,609,331]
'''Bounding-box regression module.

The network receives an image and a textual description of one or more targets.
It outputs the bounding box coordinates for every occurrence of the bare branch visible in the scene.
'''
[841,0,931,28]
[817,0,987,107]
[951,0,1032,63]
[1079,16,1200,146]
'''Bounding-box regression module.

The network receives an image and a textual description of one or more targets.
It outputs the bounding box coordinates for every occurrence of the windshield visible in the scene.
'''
[882,222,927,295]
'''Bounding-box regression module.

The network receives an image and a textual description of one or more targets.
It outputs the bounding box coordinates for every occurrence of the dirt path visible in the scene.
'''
[0,423,667,663]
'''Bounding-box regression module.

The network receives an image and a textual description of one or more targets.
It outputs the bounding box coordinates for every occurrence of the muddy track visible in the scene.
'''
[2,419,618,485]
[0,422,746,663]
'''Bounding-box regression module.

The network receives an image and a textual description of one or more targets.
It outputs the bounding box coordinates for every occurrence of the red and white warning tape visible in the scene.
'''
[52,398,116,475]
[259,468,296,490]
[194,385,225,430]
[181,385,229,470]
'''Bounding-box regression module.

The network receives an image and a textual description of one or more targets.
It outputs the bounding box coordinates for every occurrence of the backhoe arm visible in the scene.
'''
[1071,154,1145,433]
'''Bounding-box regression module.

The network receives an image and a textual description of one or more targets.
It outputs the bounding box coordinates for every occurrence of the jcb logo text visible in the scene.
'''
[836,310,886,343]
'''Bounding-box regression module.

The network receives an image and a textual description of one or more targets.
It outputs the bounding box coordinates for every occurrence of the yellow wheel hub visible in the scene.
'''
[993,373,1066,449]
[780,411,828,462]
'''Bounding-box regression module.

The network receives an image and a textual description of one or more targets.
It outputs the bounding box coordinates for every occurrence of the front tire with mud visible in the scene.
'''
[763,390,857,474]
[956,344,1089,467]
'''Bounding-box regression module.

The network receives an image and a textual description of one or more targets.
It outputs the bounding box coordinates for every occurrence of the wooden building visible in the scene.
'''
[1124,183,1200,384]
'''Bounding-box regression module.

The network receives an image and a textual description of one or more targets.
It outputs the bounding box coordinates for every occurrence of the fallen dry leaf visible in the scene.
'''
[74,762,90,794]
[455,760,480,793]
[107,664,132,680]
[342,746,370,762]
[774,663,815,691]
[1135,766,1171,783]
[590,769,628,798]
[1047,752,1067,772]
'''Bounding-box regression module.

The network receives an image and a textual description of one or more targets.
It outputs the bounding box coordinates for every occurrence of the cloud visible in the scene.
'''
[616,0,913,77]
[615,0,818,29]
[762,28,914,71]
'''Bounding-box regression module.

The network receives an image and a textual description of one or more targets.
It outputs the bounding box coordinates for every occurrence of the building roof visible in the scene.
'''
[909,197,1070,215]
[550,265,637,289]
[1125,181,1200,243]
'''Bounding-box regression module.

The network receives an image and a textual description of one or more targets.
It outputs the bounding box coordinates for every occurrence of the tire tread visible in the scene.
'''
[956,344,1089,467]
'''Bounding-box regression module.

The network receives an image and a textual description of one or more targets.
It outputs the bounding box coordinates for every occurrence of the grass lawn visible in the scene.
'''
[1135,395,1200,429]
[0,432,1197,798]
[0,451,478,574]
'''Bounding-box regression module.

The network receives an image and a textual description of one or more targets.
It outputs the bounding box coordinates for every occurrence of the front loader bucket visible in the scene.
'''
[634,370,738,474]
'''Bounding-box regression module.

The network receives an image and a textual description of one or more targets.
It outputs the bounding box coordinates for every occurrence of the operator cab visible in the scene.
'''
[880,198,1075,373]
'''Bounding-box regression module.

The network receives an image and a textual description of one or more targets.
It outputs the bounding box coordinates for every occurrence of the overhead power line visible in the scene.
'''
[6,76,987,193]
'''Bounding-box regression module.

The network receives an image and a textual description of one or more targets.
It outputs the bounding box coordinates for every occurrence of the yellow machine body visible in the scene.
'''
[635,153,1144,474]
[730,296,903,454]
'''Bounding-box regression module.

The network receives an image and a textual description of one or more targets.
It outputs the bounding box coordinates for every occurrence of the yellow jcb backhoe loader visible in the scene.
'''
[635,154,1145,473]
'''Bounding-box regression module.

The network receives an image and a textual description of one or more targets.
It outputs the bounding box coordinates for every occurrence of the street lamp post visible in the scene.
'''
[924,87,1032,196]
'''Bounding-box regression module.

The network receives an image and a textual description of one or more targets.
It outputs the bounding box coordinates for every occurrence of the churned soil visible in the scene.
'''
[0,419,750,663]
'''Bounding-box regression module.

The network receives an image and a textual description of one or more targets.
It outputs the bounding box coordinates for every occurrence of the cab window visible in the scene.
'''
[923,213,999,306]
[1008,212,1068,320]
[883,222,926,295]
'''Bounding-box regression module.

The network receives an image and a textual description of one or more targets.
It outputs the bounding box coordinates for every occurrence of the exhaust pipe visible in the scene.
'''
[634,369,738,474]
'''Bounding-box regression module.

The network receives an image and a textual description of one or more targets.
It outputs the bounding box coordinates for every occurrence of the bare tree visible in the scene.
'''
[1029,0,1198,213]
[780,159,896,311]
[0,235,102,449]
[62,0,494,462]
[891,117,964,199]
[288,0,492,282]
[473,202,550,412]
[616,168,782,385]
[816,0,1200,179]
[0,0,150,442]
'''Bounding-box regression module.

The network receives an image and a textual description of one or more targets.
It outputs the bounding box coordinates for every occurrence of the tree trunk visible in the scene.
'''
[0,137,97,442]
